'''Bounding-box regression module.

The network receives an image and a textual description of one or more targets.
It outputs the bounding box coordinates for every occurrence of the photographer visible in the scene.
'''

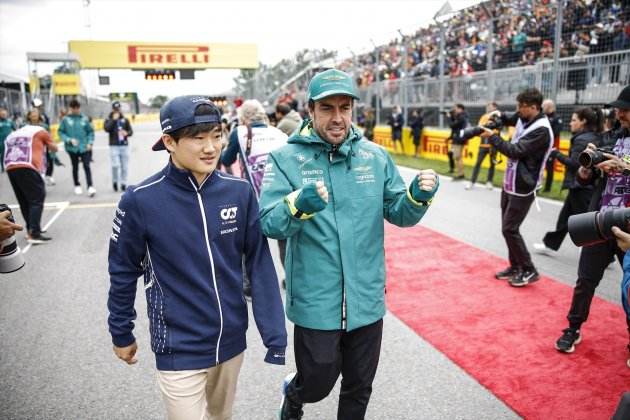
[479,88,554,287]
[446,104,469,180]
[553,84,630,355]
[466,102,501,190]
[533,107,603,254]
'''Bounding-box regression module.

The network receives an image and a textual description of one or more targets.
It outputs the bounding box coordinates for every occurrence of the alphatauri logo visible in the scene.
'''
[220,207,238,221]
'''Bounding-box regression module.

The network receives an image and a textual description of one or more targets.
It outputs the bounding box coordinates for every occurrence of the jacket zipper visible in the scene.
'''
[328,152,347,330]
[189,177,224,365]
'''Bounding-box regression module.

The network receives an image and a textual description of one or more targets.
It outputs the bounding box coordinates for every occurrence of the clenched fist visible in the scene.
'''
[410,169,439,203]
[315,181,328,203]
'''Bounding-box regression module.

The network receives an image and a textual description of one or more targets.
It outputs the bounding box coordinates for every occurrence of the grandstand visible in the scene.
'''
[249,0,630,128]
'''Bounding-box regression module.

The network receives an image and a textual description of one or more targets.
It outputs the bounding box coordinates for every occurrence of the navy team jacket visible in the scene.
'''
[107,161,287,370]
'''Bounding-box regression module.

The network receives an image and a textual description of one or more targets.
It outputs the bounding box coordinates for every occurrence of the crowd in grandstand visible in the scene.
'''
[335,0,630,86]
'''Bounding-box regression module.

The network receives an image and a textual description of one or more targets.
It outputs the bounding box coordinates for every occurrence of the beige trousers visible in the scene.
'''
[451,144,465,176]
[157,352,244,420]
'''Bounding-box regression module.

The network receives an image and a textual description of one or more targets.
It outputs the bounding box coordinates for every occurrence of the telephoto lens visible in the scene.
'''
[578,147,613,169]
[0,205,25,273]
[568,208,630,247]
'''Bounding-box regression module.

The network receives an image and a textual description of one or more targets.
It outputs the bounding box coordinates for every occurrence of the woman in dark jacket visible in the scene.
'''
[533,107,603,253]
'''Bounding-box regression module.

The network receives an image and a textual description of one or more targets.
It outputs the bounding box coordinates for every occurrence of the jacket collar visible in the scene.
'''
[164,159,214,191]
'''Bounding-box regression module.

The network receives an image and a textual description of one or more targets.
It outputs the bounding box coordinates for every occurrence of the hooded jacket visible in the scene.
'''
[58,113,94,154]
[108,162,287,370]
[276,110,303,137]
[259,120,432,331]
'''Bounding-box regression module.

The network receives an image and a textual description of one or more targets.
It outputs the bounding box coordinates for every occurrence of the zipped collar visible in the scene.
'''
[164,159,214,191]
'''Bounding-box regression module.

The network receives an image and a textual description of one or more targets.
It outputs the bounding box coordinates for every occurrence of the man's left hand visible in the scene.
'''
[410,169,439,203]
[479,127,494,139]
[612,226,630,252]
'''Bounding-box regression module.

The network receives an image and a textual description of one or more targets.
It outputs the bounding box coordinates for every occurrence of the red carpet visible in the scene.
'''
[385,224,630,420]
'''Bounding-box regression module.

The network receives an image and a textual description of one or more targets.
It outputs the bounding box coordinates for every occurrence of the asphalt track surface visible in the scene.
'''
[0,122,622,419]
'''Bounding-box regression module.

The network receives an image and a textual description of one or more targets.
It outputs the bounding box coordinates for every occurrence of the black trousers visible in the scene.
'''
[543,156,555,191]
[45,150,54,177]
[567,238,626,330]
[501,190,535,270]
[542,188,592,251]
[7,168,46,235]
[470,146,496,185]
[286,319,383,420]
[68,151,93,187]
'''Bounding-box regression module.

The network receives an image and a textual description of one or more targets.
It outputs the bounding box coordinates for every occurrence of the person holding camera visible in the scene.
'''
[3,118,58,244]
[446,104,469,180]
[533,107,603,254]
[479,88,554,287]
[466,102,501,190]
[107,96,287,420]
[259,69,438,420]
[104,101,133,192]
[553,84,630,354]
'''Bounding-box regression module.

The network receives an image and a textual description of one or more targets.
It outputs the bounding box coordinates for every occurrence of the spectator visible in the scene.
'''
[388,106,404,153]
[59,99,95,197]
[275,103,303,137]
[0,107,16,173]
[104,101,133,192]
[409,109,424,157]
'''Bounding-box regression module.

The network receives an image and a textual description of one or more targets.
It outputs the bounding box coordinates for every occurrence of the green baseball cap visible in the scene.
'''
[308,69,360,102]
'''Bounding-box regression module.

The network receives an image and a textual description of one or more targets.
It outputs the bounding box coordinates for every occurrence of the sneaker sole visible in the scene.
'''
[509,274,540,287]
[555,333,582,353]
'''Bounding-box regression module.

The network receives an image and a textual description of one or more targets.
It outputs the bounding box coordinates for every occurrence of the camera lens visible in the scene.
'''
[568,208,630,247]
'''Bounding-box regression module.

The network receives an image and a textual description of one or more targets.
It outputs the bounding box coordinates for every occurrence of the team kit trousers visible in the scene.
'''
[68,151,93,187]
[500,190,535,270]
[157,352,244,420]
[285,319,383,420]
[7,167,46,235]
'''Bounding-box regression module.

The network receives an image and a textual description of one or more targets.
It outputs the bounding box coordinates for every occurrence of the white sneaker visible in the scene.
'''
[533,242,556,255]
[46,176,55,186]
[74,186,83,195]
[464,182,472,190]
[486,182,493,190]
[88,186,96,197]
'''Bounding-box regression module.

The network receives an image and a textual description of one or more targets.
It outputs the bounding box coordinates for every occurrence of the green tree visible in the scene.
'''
[148,95,169,109]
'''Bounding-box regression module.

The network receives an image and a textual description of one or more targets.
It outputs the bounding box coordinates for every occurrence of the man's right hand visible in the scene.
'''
[0,210,23,242]
[295,181,328,214]
[113,342,138,365]
[612,226,630,252]
[70,138,79,147]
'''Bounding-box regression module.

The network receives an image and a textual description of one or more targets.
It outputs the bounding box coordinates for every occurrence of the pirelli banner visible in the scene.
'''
[68,41,258,69]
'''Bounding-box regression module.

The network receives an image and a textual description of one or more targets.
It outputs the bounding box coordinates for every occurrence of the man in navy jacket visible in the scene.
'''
[107,96,287,419]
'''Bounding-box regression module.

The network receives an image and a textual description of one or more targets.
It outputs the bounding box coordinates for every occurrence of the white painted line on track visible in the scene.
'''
[22,201,70,254]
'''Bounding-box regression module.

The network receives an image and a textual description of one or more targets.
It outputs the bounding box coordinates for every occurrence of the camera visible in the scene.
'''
[460,115,504,143]
[578,147,614,168]
[0,204,25,273]
[568,207,630,247]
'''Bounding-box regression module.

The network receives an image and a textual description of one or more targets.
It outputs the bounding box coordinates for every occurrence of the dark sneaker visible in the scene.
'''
[495,266,518,280]
[555,328,582,353]
[28,233,52,244]
[279,373,303,420]
[509,268,539,287]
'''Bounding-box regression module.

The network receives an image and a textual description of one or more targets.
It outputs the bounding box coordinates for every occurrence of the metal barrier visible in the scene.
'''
[365,49,630,125]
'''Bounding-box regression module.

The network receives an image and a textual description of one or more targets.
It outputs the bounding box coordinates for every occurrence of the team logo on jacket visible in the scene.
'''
[218,205,239,235]
[220,206,238,221]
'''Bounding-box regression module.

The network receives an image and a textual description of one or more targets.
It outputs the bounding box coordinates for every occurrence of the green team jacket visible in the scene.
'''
[259,120,432,331]
[0,118,16,147]
[58,113,94,154]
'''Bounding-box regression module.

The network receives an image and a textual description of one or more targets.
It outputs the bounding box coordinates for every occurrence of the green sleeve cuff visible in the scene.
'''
[285,190,315,220]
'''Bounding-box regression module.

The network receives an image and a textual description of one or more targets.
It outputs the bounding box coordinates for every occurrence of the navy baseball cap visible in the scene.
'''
[608,85,630,109]
[152,95,222,151]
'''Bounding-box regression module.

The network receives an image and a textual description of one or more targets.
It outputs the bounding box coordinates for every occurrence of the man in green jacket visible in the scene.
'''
[259,69,439,420]
[58,99,95,196]
[0,107,16,172]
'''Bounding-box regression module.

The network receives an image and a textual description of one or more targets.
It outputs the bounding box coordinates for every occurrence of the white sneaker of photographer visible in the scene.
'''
[74,186,83,195]
[88,186,96,197]
[486,182,494,190]
[533,242,556,255]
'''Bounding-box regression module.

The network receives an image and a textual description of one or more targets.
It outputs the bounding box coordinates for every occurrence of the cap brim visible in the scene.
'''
[311,89,360,101]
[608,99,630,109]
[152,138,166,151]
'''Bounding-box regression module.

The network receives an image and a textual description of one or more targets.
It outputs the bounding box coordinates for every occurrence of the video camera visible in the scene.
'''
[460,114,504,143]
[569,207,630,247]
[0,204,25,273]
[578,146,614,169]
